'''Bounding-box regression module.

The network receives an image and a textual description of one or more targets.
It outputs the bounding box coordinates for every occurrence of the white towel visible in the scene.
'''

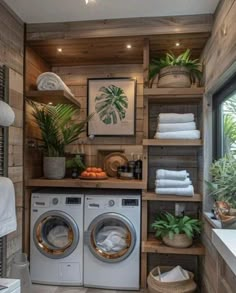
[158,122,196,132]
[159,113,194,123]
[156,169,189,180]
[37,72,74,96]
[155,185,194,196]
[0,177,17,237]
[0,101,15,127]
[155,178,191,188]
[156,266,190,282]
[154,130,200,140]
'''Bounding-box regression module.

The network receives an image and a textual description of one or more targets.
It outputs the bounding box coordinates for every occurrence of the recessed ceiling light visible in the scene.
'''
[85,0,96,4]
[175,42,180,47]
[57,48,62,52]
[126,44,132,49]
[48,102,53,105]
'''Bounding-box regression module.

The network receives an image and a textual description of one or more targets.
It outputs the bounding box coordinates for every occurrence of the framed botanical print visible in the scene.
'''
[87,78,136,136]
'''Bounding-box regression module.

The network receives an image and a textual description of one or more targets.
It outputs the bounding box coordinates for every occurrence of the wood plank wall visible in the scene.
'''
[0,1,24,271]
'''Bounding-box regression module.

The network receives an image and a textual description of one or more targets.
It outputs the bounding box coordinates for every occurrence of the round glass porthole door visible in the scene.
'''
[86,213,136,263]
[33,211,79,259]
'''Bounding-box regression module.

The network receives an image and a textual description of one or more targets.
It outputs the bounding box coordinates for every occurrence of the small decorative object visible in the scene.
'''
[218,213,236,229]
[0,100,15,127]
[28,100,92,179]
[149,49,202,88]
[152,212,202,248]
[80,167,107,179]
[87,78,136,136]
[103,152,128,177]
[66,155,86,179]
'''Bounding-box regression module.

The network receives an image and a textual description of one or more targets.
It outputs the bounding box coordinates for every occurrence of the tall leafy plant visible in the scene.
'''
[28,100,92,157]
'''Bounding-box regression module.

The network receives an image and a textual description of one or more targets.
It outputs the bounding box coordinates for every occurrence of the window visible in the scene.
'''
[213,75,236,158]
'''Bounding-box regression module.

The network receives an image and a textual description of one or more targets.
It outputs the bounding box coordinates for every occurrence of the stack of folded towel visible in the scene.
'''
[155,169,194,196]
[154,113,200,140]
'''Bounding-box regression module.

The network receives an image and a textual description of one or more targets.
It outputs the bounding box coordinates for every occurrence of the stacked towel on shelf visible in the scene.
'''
[155,169,194,196]
[154,113,200,140]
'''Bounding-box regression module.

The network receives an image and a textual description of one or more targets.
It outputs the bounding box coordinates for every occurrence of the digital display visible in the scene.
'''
[122,199,139,206]
[66,197,81,205]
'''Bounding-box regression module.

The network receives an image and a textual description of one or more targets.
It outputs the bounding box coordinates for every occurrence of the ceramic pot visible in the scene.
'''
[158,66,191,88]
[162,233,193,248]
[43,157,65,179]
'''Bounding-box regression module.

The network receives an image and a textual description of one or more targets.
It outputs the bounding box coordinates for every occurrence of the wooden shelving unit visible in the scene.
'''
[144,87,204,98]
[143,139,203,146]
[142,191,202,202]
[25,90,81,108]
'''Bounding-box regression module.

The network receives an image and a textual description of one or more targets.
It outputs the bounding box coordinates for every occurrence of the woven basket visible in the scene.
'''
[158,66,191,88]
[147,266,197,293]
[162,234,193,248]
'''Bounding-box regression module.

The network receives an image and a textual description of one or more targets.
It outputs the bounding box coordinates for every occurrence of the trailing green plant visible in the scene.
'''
[149,49,202,86]
[206,153,236,208]
[66,155,85,171]
[28,100,93,157]
[151,212,202,240]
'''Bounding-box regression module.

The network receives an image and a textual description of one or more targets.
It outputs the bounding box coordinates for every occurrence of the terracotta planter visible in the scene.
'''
[43,157,66,179]
[158,66,191,88]
[162,234,193,248]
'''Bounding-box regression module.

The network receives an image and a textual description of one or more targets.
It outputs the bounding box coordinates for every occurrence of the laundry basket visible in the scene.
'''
[147,266,197,293]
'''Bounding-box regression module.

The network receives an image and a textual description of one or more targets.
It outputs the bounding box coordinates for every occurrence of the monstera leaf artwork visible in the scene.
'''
[95,85,128,125]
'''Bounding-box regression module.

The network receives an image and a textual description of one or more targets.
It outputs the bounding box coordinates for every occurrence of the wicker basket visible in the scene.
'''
[162,234,193,248]
[158,66,191,88]
[147,266,197,293]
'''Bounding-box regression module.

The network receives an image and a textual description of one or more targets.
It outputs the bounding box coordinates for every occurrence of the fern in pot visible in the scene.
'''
[152,212,202,248]
[149,49,202,88]
[29,100,92,179]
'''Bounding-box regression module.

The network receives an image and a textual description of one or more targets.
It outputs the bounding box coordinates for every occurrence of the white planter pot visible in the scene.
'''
[158,65,191,88]
[43,157,66,179]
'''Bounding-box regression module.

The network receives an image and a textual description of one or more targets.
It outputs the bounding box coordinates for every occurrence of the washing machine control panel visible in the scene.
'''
[52,198,59,205]
[66,197,81,205]
[122,199,139,206]
[108,200,115,207]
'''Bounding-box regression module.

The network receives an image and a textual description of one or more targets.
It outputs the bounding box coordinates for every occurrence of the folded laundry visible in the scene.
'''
[155,185,194,196]
[156,169,189,181]
[155,178,192,188]
[154,130,200,140]
[155,266,190,282]
[158,113,194,123]
[158,122,196,133]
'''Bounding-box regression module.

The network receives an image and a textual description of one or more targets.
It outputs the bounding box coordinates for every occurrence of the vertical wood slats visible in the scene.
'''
[0,65,8,277]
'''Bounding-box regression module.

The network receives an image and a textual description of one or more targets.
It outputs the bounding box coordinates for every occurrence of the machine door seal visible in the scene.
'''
[33,210,79,259]
[85,212,136,263]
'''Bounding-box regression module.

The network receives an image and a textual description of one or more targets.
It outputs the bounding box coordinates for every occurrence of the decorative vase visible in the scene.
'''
[162,233,193,248]
[43,157,66,179]
[71,168,78,179]
[158,66,191,88]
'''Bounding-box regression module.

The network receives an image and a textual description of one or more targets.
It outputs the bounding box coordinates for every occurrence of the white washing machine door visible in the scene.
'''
[85,212,136,263]
[33,210,79,259]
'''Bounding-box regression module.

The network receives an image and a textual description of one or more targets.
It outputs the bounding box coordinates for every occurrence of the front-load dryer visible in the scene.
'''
[30,189,84,286]
[84,190,141,290]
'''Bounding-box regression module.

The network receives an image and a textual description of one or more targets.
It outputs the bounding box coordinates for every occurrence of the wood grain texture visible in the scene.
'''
[142,191,202,202]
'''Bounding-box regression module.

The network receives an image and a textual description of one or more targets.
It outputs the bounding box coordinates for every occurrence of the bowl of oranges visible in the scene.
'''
[80,167,108,180]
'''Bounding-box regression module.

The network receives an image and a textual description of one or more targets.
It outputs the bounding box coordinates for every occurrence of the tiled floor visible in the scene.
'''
[32,284,142,293]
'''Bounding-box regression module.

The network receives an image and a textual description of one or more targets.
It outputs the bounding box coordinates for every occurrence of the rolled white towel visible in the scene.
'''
[37,72,74,96]
[155,178,192,188]
[154,130,200,140]
[155,185,194,196]
[158,122,196,133]
[0,101,15,127]
[159,113,194,123]
[156,169,189,180]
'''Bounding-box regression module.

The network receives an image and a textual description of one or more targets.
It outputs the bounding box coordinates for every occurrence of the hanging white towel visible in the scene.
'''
[37,72,74,96]
[0,177,17,237]
[158,113,194,123]
[155,178,191,188]
[156,169,189,181]
[154,130,200,140]
[155,185,194,196]
[158,122,196,133]
[0,101,15,127]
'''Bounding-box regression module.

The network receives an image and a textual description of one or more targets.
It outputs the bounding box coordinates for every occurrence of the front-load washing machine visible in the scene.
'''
[30,189,84,285]
[84,190,141,290]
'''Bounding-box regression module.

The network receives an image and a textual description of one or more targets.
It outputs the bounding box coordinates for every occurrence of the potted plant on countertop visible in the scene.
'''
[28,100,92,179]
[66,155,86,179]
[152,212,202,248]
[149,49,202,88]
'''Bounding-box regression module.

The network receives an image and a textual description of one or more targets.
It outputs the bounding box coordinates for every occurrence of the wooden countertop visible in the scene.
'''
[26,177,147,189]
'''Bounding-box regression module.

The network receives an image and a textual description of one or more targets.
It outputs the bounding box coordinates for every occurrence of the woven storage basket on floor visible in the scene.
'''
[147,266,197,293]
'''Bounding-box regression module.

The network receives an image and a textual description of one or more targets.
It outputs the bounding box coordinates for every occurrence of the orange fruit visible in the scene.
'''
[81,171,88,177]
[91,167,98,173]
[100,172,107,177]
[86,167,92,172]
[97,168,103,173]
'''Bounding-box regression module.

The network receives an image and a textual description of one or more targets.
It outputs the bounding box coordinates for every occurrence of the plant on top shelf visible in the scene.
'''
[149,49,202,88]
[152,212,202,248]
[66,155,86,179]
[28,100,93,180]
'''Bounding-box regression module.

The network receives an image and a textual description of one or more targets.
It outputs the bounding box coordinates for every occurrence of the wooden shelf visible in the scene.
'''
[25,90,81,108]
[26,177,147,189]
[143,139,203,146]
[142,191,202,202]
[142,234,205,255]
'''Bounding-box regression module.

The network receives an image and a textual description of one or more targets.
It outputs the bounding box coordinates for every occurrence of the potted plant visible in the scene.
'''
[66,155,86,179]
[152,212,202,248]
[149,49,202,88]
[29,100,92,179]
